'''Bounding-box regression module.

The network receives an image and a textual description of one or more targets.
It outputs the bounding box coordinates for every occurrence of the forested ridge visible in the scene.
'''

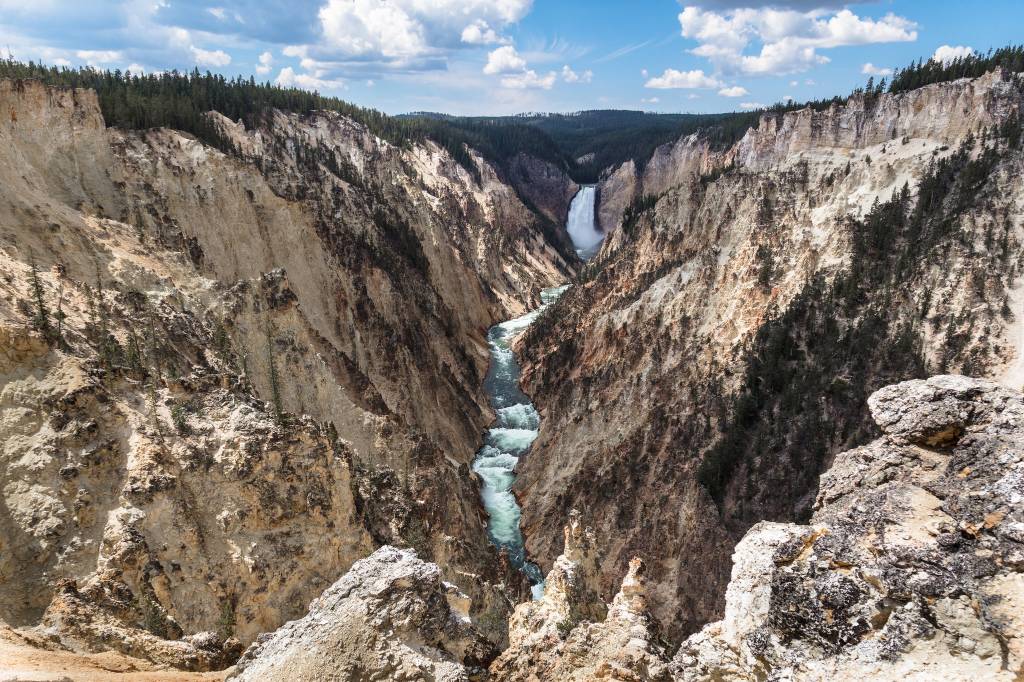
[0,59,567,181]
[3,45,1021,186]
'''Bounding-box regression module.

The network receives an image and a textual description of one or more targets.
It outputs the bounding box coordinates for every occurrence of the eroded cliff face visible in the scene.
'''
[0,78,573,668]
[517,69,1024,641]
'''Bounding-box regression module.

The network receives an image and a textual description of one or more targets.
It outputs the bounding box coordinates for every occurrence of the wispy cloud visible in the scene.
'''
[593,40,651,64]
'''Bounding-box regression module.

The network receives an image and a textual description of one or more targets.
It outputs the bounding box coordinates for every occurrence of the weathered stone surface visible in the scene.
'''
[230,546,495,681]
[673,376,1024,681]
[490,512,670,681]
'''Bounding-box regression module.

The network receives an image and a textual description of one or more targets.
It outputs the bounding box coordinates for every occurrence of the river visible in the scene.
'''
[471,186,601,598]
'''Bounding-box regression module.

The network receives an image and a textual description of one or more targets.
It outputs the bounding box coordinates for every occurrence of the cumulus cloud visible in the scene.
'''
[481,43,575,90]
[206,7,227,21]
[299,0,532,72]
[645,68,722,89]
[484,45,526,74]
[256,50,273,75]
[718,85,748,96]
[501,69,556,89]
[461,19,505,45]
[561,64,592,83]
[75,49,123,65]
[190,46,231,67]
[276,66,344,92]
[677,5,917,76]
[933,45,975,64]
[740,101,765,109]
[861,63,893,76]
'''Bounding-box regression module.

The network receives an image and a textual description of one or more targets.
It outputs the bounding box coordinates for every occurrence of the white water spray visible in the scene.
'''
[566,186,603,260]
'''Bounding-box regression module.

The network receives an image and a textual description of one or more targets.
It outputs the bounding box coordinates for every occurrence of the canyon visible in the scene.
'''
[0,63,1023,682]
[516,67,1024,641]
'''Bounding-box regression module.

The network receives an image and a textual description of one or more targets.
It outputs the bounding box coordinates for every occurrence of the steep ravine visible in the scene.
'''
[5,69,1024,681]
[472,186,603,597]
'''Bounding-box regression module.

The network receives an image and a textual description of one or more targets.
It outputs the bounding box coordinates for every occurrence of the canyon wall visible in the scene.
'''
[518,70,1024,641]
[0,78,574,666]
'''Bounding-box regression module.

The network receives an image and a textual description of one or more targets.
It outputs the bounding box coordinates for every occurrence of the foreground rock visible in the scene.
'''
[674,376,1024,680]
[229,546,496,681]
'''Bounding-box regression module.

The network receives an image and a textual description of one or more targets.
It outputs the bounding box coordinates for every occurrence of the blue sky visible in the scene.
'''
[2,1,1022,115]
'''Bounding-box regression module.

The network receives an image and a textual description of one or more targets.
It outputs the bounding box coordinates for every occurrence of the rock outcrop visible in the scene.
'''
[230,546,495,681]
[17,373,1018,680]
[490,511,670,681]
[674,375,1024,680]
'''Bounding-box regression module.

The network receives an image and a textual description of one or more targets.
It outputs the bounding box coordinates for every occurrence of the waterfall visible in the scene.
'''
[566,186,603,260]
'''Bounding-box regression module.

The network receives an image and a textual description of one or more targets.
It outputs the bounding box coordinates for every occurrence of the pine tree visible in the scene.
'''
[265,324,284,424]
[28,252,52,337]
[54,263,67,347]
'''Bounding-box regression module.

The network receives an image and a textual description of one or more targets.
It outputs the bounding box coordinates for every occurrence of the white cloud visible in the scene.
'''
[645,68,722,89]
[276,66,344,92]
[783,94,793,102]
[206,7,226,21]
[718,85,748,97]
[461,19,505,45]
[740,101,764,110]
[677,6,917,76]
[641,96,660,103]
[484,45,526,74]
[75,49,123,65]
[191,46,231,67]
[318,0,426,59]
[501,69,556,89]
[789,79,798,86]
[561,64,592,83]
[861,62,893,76]
[311,0,531,64]
[932,45,975,64]
[126,63,146,74]
[256,50,273,75]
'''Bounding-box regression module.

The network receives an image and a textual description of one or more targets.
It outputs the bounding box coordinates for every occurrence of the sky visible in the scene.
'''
[1,1,1022,116]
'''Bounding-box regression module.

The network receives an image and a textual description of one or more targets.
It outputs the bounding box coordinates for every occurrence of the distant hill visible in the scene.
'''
[404,109,763,183]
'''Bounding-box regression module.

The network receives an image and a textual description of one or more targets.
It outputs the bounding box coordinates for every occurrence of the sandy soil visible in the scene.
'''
[0,626,228,682]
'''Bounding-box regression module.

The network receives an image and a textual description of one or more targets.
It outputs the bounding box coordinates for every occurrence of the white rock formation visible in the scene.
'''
[230,546,495,681]
[673,376,1024,681]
